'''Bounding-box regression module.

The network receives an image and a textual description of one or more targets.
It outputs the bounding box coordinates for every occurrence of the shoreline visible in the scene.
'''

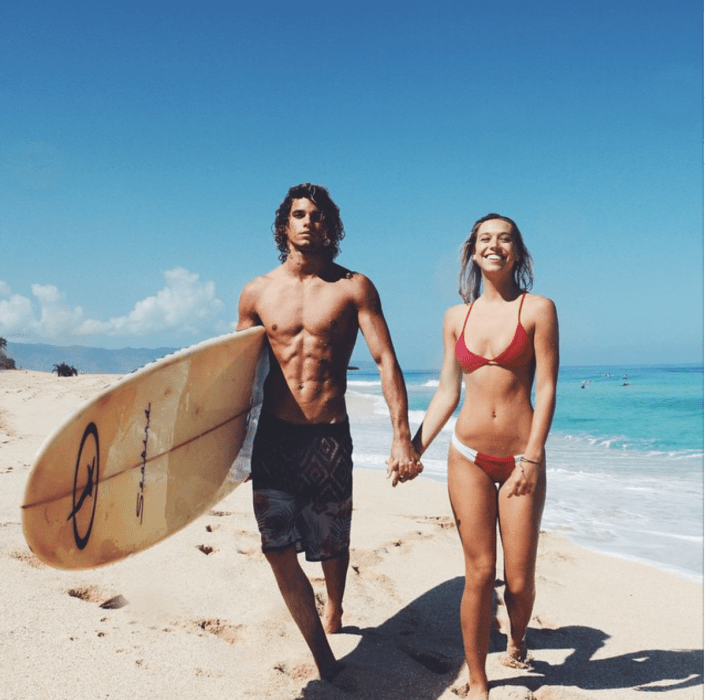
[5,371,700,582]
[365,467,703,585]
[347,389,703,585]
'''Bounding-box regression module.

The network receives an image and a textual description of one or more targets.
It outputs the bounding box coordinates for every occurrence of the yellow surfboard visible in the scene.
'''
[21,326,267,570]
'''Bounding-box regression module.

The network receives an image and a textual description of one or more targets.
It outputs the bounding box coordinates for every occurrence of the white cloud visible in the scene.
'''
[0,292,34,332]
[0,269,226,341]
[31,284,86,338]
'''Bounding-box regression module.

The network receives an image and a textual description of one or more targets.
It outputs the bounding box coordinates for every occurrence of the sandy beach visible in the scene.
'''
[0,370,702,700]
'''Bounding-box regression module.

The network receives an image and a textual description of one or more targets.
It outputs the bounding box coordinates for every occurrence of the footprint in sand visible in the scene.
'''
[195,667,225,679]
[100,594,129,609]
[412,514,457,530]
[8,550,45,568]
[192,618,241,645]
[67,587,129,609]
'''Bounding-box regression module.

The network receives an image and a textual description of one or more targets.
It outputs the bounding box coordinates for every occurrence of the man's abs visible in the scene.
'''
[262,359,349,424]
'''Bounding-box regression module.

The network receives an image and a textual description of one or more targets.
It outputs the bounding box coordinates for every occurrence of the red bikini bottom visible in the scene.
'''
[451,432,522,484]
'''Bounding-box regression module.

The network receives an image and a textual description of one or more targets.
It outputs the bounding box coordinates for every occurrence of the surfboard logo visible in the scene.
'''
[67,422,99,550]
[136,404,151,525]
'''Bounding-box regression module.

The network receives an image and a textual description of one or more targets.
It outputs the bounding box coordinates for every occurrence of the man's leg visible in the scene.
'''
[321,550,349,634]
[265,545,340,680]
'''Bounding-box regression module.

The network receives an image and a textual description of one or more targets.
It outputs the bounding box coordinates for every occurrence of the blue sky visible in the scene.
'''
[2,0,702,369]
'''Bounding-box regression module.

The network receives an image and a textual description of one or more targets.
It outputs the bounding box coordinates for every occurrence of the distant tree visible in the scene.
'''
[53,362,78,377]
[0,337,15,370]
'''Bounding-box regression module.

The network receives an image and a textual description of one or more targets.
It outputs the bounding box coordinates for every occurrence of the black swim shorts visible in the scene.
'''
[251,412,353,562]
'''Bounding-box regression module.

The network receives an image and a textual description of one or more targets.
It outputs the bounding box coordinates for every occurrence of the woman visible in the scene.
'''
[412,214,559,699]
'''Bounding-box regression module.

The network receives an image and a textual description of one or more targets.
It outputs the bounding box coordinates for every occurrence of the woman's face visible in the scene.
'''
[471,219,518,274]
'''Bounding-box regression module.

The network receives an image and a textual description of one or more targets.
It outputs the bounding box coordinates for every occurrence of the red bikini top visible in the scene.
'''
[455,293,533,373]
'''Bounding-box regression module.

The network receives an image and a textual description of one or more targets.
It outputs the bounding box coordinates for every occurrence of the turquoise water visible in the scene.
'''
[347,364,704,581]
[554,365,702,455]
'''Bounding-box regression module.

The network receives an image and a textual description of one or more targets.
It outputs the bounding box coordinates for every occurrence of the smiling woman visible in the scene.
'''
[411,212,559,699]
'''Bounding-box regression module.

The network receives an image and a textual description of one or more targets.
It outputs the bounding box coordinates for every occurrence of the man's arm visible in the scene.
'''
[355,275,422,486]
[236,279,263,331]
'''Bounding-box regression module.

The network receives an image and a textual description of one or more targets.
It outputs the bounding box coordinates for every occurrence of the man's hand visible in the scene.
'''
[386,439,424,487]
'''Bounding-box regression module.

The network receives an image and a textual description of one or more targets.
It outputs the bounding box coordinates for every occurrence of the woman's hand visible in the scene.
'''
[504,457,543,498]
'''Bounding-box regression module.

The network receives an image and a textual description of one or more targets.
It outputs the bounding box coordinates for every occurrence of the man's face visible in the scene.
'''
[286,198,327,252]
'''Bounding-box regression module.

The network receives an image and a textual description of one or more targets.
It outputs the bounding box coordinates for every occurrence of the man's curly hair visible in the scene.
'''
[273,183,345,263]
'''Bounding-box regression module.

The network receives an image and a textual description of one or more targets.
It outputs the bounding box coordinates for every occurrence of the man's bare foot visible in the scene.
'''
[322,602,343,634]
[502,638,532,669]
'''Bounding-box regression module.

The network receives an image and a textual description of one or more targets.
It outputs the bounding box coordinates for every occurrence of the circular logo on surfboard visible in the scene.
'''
[68,422,100,550]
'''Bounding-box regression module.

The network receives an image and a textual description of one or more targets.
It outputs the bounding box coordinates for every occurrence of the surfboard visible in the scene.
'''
[21,326,268,570]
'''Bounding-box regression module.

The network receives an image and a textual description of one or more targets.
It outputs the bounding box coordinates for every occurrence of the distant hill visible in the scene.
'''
[3,344,395,376]
[6,341,179,375]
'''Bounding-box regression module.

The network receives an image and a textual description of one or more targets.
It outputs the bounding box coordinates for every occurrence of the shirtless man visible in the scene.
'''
[237,183,422,680]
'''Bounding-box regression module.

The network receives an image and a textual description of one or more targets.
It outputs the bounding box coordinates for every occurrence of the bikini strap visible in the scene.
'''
[460,301,474,335]
[517,293,527,322]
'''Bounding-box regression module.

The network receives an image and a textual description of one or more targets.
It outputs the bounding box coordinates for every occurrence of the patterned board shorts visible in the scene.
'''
[251,412,354,562]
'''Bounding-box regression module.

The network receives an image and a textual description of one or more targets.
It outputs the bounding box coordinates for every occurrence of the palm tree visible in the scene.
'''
[53,362,78,377]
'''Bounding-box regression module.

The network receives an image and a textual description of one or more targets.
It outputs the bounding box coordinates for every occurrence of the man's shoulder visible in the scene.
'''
[238,269,284,318]
[241,267,283,294]
[324,262,363,283]
[336,264,378,288]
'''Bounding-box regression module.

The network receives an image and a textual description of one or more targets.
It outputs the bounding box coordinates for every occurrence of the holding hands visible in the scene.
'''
[386,438,424,487]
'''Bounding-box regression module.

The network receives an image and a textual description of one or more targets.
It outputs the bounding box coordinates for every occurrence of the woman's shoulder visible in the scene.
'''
[522,293,558,322]
[444,303,470,322]
[441,303,469,337]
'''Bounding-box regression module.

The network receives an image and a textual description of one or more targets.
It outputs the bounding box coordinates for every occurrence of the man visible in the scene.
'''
[237,183,422,680]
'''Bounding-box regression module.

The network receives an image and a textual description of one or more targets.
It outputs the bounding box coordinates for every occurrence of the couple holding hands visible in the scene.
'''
[237,183,558,698]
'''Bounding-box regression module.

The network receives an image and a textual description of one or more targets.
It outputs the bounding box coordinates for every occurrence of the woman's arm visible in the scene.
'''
[412,307,464,456]
[505,296,559,498]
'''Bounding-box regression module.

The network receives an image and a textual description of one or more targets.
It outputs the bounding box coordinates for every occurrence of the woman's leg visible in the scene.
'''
[448,447,499,699]
[497,467,546,665]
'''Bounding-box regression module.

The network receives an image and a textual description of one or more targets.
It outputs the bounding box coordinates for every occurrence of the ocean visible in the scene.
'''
[347,364,704,582]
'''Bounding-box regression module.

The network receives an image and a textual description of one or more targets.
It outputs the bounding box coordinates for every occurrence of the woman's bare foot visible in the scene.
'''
[502,638,532,669]
[452,681,489,699]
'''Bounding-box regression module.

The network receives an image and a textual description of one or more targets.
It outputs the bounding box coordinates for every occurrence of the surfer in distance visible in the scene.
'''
[237,183,423,680]
[411,214,559,699]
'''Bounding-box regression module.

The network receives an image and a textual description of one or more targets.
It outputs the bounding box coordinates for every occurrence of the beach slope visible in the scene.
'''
[0,370,702,699]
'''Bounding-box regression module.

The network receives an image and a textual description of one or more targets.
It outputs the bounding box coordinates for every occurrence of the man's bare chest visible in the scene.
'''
[258,286,358,340]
